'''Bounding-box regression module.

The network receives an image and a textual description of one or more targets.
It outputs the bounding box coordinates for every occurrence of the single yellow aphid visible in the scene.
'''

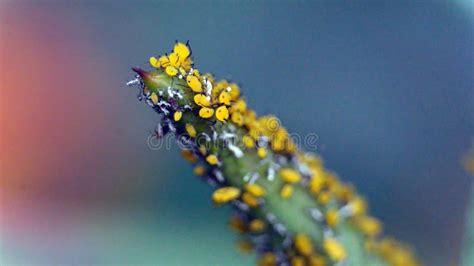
[325,208,340,228]
[350,196,367,216]
[242,192,259,207]
[355,216,382,237]
[199,144,207,156]
[192,69,200,78]
[194,94,211,107]
[219,91,231,105]
[236,240,253,253]
[168,52,180,67]
[257,147,267,158]
[323,238,347,262]
[193,166,205,176]
[249,128,261,141]
[259,252,277,266]
[181,150,197,163]
[279,168,302,183]
[185,123,197,138]
[318,191,332,205]
[309,175,325,194]
[186,75,203,93]
[280,184,293,199]
[294,233,313,256]
[212,187,240,204]
[149,92,159,105]
[206,154,219,165]
[165,66,178,76]
[229,215,246,233]
[178,67,187,77]
[308,255,326,266]
[245,183,266,197]
[229,83,240,100]
[291,256,305,266]
[215,105,229,122]
[199,107,214,119]
[231,99,247,113]
[158,55,170,67]
[174,111,183,121]
[149,56,160,68]
[231,112,244,126]
[173,42,191,60]
[242,135,255,148]
[249,219,266,232]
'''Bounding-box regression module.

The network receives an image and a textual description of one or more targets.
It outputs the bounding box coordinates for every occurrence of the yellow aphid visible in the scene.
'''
[165,66,178,76]
[294,233,313,256]
[350,196,367,216]
[178,67,187,77]
[308,255,326,266]
[249,219,266,232]
[185,123,197,138]
[291,256,305,266]
[219,91,231,105]
[325,208,340,228]
[181,150,197,163]
[245,183,266,197]
[143,86,150,96]
[355,216,382,237]
[174,111,183,121]
[194,94,211,107]
[259,252,276,266]
[236,240,253,253]
[244,110,257,126]
[279,168,302,183]
[232,99,247,113]
[257,147,267,158]
[199,107,214,119]
[173,42,191,60]
[317,191,331,205]
[215,105,229,122]
[323,238,346,262]
[212,186,240,204]
[206,154,219,165]
[280,184,293,199]
[242,192,259,207]
[332,183,354,203]
[229,83,240,100]
[249,128,262,140]
[193,166,205,176]
[231,112,244,126]
[158,55,170,67]
[213,80,228,97]
[149,56,160,68]
[181,57,193,71]
[192,69,200,78]
[186,75,203,93]
[271,139,284,152]
[168,52,180,67]
[286,140,297,153]
[199,144,207,156]
[229,215,246,233]
[242,135,255,148]
[310,177,325,194]
[149,92,159,105]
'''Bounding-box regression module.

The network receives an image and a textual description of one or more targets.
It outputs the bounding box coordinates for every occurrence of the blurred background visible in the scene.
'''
[1,1,473,265]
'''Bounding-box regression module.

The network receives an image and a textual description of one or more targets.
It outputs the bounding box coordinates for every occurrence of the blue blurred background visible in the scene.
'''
[1,1,473,265]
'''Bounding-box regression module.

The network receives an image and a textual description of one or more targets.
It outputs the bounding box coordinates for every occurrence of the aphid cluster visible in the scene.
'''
[128,42,419,266]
